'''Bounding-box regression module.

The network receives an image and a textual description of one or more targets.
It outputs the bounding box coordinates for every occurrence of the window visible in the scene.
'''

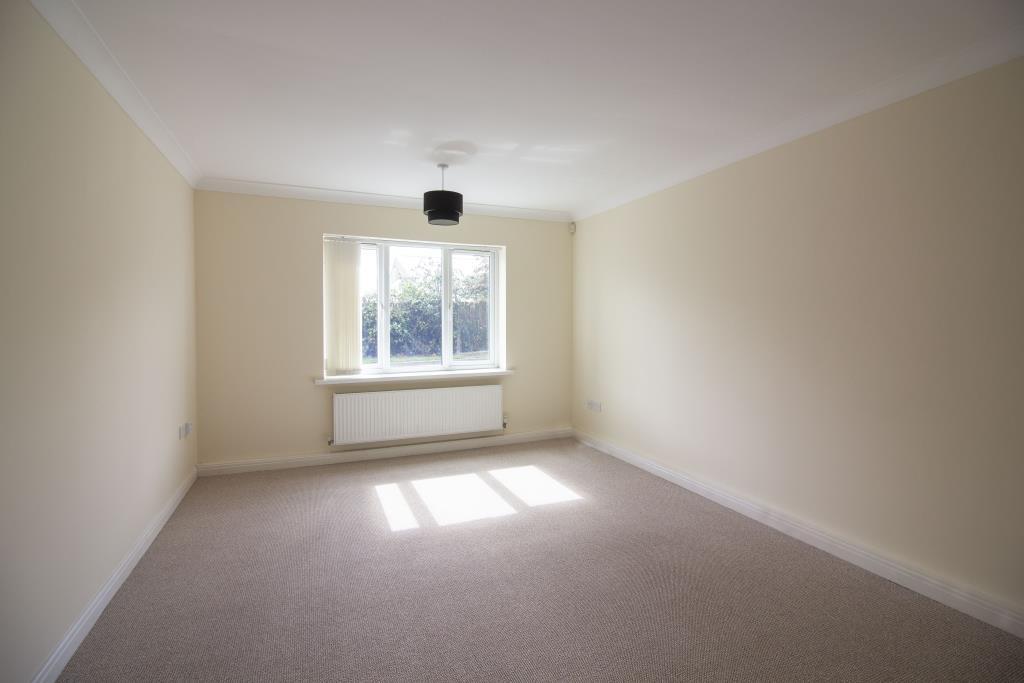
[324,236,502,377]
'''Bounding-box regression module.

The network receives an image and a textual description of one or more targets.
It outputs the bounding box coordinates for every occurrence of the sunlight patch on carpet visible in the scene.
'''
[489,465,581,506]
[412,473,516,526]
[374,483,419,531]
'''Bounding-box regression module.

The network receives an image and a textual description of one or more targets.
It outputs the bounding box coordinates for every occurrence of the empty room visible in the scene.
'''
[2,0,1023,680]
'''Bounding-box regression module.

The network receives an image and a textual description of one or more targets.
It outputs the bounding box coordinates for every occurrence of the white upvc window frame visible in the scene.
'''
[324,235,504,379]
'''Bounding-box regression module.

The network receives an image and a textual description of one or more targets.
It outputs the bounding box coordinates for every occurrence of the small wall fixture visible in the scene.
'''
[423,163,463,226]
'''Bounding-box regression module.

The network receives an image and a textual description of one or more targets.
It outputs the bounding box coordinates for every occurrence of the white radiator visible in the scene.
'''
[332,385,503,446]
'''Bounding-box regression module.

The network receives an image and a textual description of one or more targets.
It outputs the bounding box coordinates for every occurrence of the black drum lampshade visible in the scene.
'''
[423,189,463,226]
[423,163,463,226]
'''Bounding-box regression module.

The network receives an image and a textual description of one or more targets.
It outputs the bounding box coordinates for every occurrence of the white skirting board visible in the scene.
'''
[31,469,197,683]
[197,427,575,476]
[574,430,1024,640]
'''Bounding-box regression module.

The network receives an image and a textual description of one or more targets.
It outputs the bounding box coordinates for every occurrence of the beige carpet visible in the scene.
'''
[60,439,1023,681]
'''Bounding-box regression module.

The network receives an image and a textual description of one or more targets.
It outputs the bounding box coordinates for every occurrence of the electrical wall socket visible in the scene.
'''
[586,400,602,413]
[178,422,193,440]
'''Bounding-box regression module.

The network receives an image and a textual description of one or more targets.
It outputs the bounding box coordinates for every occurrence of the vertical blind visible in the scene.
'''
[323,238,362,375]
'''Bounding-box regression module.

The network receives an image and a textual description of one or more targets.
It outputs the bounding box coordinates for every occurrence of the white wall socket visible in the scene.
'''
[178,422,193,440]
[586,400,602,413]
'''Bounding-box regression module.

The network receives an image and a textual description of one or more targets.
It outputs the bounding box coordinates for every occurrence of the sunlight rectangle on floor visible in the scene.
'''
[411,473,515,526]
[489,465,581,506]
[374,483,419,531]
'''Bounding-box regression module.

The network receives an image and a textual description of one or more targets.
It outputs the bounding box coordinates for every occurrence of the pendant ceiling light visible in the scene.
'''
[423,163,463,226]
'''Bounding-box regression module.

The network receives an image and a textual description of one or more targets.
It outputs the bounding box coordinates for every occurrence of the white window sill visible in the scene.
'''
[315,368,514,385]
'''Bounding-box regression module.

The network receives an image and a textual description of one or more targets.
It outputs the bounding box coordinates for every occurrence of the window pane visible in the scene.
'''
[389,246,442,366]
[452,251,491,362]
[359,245,378,365]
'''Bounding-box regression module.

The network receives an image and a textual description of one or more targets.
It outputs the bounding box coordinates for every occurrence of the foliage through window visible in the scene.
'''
[328,236,500,375]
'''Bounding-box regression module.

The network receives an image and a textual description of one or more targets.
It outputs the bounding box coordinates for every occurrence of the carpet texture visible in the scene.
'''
[60,439,1024,681]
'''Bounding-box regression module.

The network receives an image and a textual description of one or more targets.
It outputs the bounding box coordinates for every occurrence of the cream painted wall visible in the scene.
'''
[573,58,1024,613]
[2,0,1019,675]
[195,191,572,465]
[0,2,197,680]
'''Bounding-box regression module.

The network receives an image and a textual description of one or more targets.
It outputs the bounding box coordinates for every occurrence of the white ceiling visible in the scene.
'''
[36,0,1024,220]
